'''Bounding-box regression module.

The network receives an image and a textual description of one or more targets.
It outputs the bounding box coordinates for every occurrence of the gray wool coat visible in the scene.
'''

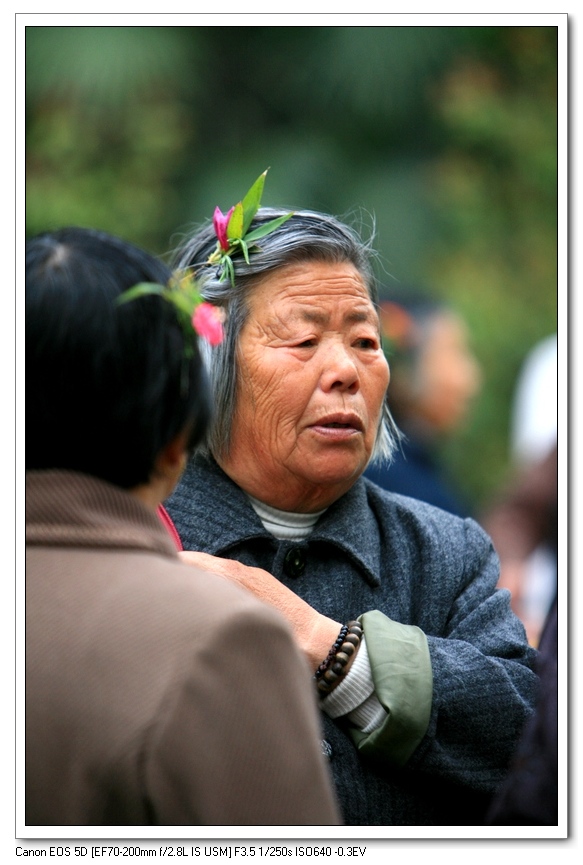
[166,454,538,827]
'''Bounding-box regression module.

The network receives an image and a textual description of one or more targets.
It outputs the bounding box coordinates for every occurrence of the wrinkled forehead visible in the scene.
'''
[247,259,376,314]
[290,305,379,327]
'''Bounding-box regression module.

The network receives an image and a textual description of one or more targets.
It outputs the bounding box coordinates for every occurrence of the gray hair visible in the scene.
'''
[172,207,399,465]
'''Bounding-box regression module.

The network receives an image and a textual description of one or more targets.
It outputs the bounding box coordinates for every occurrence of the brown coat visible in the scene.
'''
[25,470,340,827]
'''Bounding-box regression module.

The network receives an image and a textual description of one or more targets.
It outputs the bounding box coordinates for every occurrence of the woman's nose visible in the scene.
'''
[318,342,360,393]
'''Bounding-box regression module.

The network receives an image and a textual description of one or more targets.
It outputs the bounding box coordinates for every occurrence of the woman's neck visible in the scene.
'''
[247,494,327,540]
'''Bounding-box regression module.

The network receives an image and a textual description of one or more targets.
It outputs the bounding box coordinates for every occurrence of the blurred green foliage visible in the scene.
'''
[25,25,558,508]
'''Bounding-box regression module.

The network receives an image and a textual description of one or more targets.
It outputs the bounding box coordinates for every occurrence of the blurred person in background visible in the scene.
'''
[25,226,340,826]
[364,289,482,517]
[480,334,557,647]
[477,332,558,823]
[511,334,557,468]
[483,450,558,824]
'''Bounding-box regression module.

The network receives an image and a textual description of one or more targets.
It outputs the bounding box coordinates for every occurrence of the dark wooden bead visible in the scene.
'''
[334,652,350,666]
[344,633,360,647]
[340,642,355,656]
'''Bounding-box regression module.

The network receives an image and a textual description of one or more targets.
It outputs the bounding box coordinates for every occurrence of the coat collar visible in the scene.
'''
[310,480,382,587]
[26,469,178,558]
[168,454,382,588]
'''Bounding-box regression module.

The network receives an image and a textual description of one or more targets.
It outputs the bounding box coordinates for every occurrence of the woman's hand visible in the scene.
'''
[179,550,341,670]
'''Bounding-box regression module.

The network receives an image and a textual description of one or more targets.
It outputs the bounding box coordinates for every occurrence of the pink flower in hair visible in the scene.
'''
[192,302,224,346]
[207,170,293,286]
[213,206,235,252]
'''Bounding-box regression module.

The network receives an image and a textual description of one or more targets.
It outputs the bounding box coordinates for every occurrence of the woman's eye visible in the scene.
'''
[355,337,377,349]
[296,338,316,348]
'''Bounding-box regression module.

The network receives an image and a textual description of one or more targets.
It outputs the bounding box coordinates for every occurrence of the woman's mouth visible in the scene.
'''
[309,414,364,439]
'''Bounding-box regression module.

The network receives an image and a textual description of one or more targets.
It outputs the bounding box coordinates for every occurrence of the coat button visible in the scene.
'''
[283,546,306,578]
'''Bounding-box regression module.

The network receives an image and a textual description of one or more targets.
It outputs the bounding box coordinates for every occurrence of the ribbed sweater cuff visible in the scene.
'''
[320,636,387,732]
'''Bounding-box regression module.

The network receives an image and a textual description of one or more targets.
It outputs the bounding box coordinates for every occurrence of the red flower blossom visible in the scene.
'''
[213,206,234,251]
[192,302,224,346]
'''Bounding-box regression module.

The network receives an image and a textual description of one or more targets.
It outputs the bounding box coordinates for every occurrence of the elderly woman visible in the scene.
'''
[26,226,340,826]
[165,198,537,826]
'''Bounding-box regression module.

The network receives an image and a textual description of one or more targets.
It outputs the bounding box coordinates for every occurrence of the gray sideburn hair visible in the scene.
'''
[172,207,400,466]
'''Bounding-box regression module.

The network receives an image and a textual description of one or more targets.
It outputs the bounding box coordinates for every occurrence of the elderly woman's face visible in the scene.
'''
[218,261,389,511]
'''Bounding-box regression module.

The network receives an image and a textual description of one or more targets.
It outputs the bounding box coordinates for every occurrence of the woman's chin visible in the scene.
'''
[298,458,368,494]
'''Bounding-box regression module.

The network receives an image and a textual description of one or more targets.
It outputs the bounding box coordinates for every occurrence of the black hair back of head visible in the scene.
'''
[26,227,211,488]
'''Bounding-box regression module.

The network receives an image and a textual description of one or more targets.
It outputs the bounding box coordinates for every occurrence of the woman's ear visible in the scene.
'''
[130,427,192,511]
[154,428,190,487]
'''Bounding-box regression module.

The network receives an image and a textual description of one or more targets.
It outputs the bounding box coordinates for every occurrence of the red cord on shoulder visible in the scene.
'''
[157,504,183,551]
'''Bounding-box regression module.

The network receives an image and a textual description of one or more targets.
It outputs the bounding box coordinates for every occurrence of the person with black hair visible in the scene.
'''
[25,227,340,827]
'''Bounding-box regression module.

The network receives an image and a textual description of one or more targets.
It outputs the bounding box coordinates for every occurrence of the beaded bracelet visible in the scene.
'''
[314,620,363,697]
[314,625,348,681]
